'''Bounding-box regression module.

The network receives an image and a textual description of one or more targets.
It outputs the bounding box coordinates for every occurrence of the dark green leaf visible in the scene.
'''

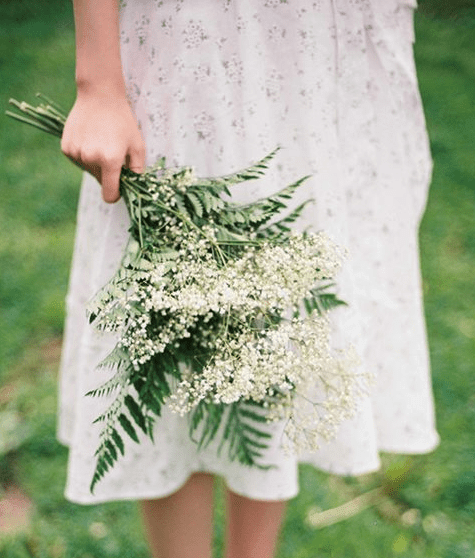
[105,439,118,461]
[118,413,139,443]
[238,407,268,423]
[111,428,125,456]
[124,394,148,435]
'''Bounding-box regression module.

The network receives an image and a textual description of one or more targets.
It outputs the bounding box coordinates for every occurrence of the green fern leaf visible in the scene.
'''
[118,413,140,443]
[274,175,311,201]
[102,449,114,467]
[90,450,114,493]
[147,416,155,442]
[215,227,250,244]
[174,194,188,215]
[241,436,269,450]
[308,285,347,315]
[304,297,315,315]
[196,149,280,196]
[90,473,101,493]
[105,439,118,461]
[86,364,129,398]
[132,371,167,418]
[239,422,272,441]
[186,192,204,218]
[200,190,219,213]
[196,403,225,450]
[258,200,314,238]
[220,403,236,444]
[189,399,206,439]
[201,190,211,213]
[124,394,148,435]
[237,406,268,423]
[214,401,273,467]
[211,194,225,212]
[111,428,125,456]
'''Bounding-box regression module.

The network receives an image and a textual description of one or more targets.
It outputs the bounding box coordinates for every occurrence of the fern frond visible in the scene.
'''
[257,200,314,238]
[237,406,268,423]
[214,227,251,244]
[214,401,273,468]
[236,174,309,210]
[185,191,204,218]
[130,356,173,419]
[308,284,347,315]
[95,346,131,371]
[212,178,310,235]
[199,190,225,214]
[192,149,280,197]
[124,394,148,435]
[111,428,125,456]
[85,372,126,398]
[190,401,226,450]
[105,439,118,461]
[90,403,139,493]
[222,209,247,225]
[118,412,140,443]
[90,427,125,493]
[189,399,206,438]
[174,194,188,215]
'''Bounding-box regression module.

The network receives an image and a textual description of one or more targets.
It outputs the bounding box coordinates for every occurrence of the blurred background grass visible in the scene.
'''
[0,1,474,557]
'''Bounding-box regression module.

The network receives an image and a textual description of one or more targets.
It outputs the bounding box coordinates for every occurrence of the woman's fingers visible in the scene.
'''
[61,142,122,201]
[63,144,144,203]
[101,142,146,202]
[100,159,123,203]
[126,143,146,174]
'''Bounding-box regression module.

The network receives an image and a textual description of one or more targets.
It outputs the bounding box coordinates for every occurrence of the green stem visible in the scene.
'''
[7,95,263,263]
[5,110,63,137]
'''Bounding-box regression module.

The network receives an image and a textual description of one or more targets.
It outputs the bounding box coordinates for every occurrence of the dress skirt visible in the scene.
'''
[58,0,440,504]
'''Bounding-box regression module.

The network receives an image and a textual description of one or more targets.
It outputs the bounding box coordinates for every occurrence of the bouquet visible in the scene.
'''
[7,95,370,493]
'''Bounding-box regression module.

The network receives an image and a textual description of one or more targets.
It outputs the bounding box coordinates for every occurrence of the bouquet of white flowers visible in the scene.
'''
[8,95,370,493]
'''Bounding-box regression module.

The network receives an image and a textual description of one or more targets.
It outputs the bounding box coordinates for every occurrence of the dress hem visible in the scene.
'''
[63,467,300,505]
[58,432,440,505]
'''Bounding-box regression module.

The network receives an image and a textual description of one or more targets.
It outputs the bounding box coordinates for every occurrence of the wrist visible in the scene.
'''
[75,74,127,101]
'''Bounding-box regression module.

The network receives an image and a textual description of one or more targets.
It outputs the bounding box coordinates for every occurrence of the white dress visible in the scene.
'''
[58,0,440,504]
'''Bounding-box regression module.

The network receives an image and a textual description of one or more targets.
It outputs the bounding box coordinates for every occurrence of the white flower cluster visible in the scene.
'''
[91,230,339,361]
[89,224,370,455]
[169,316,328,410]
[169,313,370,455]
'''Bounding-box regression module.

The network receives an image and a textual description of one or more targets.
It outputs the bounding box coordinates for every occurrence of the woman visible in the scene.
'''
[58,1,439,557]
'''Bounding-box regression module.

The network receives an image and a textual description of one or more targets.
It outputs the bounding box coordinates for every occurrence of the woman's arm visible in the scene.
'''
[61,0,145,203]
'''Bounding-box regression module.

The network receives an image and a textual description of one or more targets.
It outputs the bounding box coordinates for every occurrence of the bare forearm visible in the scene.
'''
[63,0,145,202]
[72,0,125,96]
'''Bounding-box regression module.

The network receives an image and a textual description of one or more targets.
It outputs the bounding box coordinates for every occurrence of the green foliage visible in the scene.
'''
[189,399,273,468]
[117,148,315,252]
[88,351,179,492]
[220,402,273,466]
[304,284,348,316]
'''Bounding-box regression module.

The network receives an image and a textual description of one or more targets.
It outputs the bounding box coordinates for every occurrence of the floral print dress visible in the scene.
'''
[58,0,439,504]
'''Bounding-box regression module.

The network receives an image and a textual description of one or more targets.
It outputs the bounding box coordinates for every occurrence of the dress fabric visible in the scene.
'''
[58,0,440,504]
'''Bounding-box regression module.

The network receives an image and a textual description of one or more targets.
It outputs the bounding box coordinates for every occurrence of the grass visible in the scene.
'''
[1,1,474,557]
[0,0,80,378]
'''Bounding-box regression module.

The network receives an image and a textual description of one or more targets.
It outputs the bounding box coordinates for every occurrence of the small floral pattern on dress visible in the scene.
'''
[58,0,439,504]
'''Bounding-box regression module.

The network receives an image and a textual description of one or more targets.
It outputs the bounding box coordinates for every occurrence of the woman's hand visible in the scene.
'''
[61,89,146,203]
[64,0,146,202]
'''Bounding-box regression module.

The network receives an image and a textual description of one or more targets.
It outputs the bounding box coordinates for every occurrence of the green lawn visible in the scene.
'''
[1,1,474,557]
